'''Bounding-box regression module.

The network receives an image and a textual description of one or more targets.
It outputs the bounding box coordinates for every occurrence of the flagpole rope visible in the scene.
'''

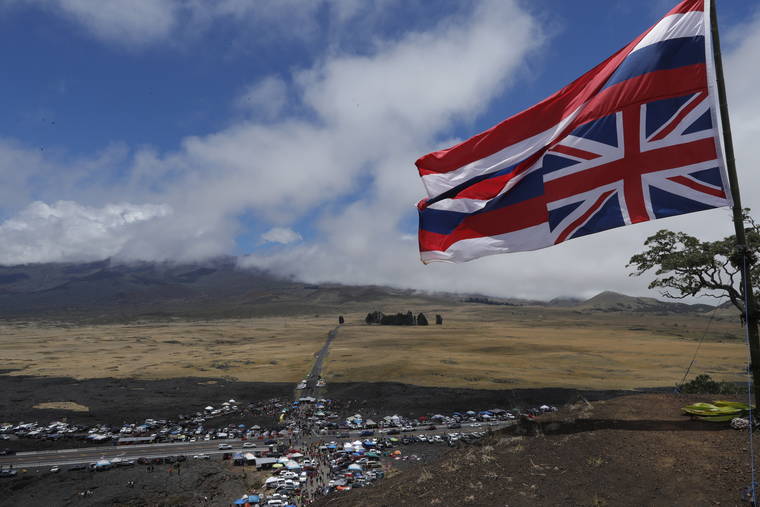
[742,251,757,505]
[675,305,717,392]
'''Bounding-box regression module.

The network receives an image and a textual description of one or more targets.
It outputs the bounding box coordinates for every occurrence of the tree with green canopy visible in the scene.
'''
[627,214,760,315]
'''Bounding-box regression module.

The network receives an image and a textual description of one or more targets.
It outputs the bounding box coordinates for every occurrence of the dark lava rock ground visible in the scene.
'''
[315,393,759,507]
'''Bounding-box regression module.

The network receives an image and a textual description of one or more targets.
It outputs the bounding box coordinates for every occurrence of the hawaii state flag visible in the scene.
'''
[415,0,731,264]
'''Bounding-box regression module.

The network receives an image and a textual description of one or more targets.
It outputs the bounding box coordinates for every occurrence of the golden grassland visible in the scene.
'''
[31,402,90,412]
[0,316,333,383]
[322,304,748,390]
[0,303,748,390]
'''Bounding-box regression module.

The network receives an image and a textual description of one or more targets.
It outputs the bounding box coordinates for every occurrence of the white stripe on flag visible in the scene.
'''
[420,108,581,199]
[421,223,551,264]
[632,11,705,54]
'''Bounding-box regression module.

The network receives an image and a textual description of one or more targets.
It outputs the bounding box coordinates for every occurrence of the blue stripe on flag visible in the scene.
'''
[604,36,705,89]
[689,167,722,188]
[548,201,583,231]
[569,194,625,240]
[570,113,618,147]
[650,186,716,219]
[682,110,712,134]
[419,207,468,235]
[541,154,579,176]
[419,170,544,235]
[645,94,693,138]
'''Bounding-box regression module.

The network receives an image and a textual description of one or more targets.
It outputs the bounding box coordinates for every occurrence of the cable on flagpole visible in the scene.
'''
[674,306,718,392]
[742,250,757,505]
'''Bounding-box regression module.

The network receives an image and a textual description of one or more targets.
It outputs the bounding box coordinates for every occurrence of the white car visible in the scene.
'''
[193,454,211,460]
[218,443,232,450]
[242,442,256,448]
[49,466,60,473]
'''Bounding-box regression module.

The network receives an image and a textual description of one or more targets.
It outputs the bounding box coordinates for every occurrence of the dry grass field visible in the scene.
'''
[0,302,748,391]
[0,316,333,382]
[323,305,748,390]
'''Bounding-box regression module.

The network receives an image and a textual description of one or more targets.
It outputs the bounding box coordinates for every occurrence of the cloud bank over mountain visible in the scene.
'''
[1,1,759,301]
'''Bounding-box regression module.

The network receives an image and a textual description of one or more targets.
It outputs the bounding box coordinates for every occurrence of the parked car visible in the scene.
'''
[218,443,232,450]
[193,454,210,460]
[49,466,60,473]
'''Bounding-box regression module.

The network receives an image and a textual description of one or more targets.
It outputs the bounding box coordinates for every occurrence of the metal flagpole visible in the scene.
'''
[709,0,760,412]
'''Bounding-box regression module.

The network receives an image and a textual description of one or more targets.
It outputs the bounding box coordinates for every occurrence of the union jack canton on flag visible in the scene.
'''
[415,0,731,264]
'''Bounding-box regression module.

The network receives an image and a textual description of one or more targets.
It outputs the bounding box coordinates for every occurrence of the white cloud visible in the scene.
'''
[261,227,302,245]
[0,201,171,264]
[19,0,179,47]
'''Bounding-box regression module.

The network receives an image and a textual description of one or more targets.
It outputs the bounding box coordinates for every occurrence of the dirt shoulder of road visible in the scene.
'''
[316,392,759,507]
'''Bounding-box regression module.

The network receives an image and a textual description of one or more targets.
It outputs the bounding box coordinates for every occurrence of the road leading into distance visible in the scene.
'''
[300,325,339,398]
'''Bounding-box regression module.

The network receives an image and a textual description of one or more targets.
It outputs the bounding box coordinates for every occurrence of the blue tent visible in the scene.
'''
[239,424,246,428]
[232,498,247,505]
[248,494,261,503]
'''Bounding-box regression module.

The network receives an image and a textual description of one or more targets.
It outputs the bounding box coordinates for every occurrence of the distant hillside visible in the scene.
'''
[0,258,445,322]
[0,260,720,322]
[574,291,715,313]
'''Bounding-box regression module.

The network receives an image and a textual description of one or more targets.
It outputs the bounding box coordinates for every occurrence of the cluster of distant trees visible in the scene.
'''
[365,311,442,326]
[462,297,516,306]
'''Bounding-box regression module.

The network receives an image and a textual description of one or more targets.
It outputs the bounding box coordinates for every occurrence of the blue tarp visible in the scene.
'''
[248,494,261,502]
[232,498,246,505]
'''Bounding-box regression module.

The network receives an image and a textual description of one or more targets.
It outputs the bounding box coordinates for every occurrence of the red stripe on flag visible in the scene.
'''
[549,144,602,160]
[668,175,727,198]
[667,0,703,16]
[574,65,707,127]
[419,197,546,252]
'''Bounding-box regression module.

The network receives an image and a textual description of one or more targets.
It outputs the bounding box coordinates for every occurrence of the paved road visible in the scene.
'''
[298,325,338,398]
[0,423,512,470]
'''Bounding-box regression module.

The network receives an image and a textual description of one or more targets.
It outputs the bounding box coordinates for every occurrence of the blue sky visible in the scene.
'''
[1,0,759,300]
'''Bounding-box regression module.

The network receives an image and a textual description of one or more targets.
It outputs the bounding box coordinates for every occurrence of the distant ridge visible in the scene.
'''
[574,290,714,313]
[0,260,719,322]
[0,258,446,322]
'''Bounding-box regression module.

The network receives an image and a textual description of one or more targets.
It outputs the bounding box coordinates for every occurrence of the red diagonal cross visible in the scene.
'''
[544,103,717,224]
